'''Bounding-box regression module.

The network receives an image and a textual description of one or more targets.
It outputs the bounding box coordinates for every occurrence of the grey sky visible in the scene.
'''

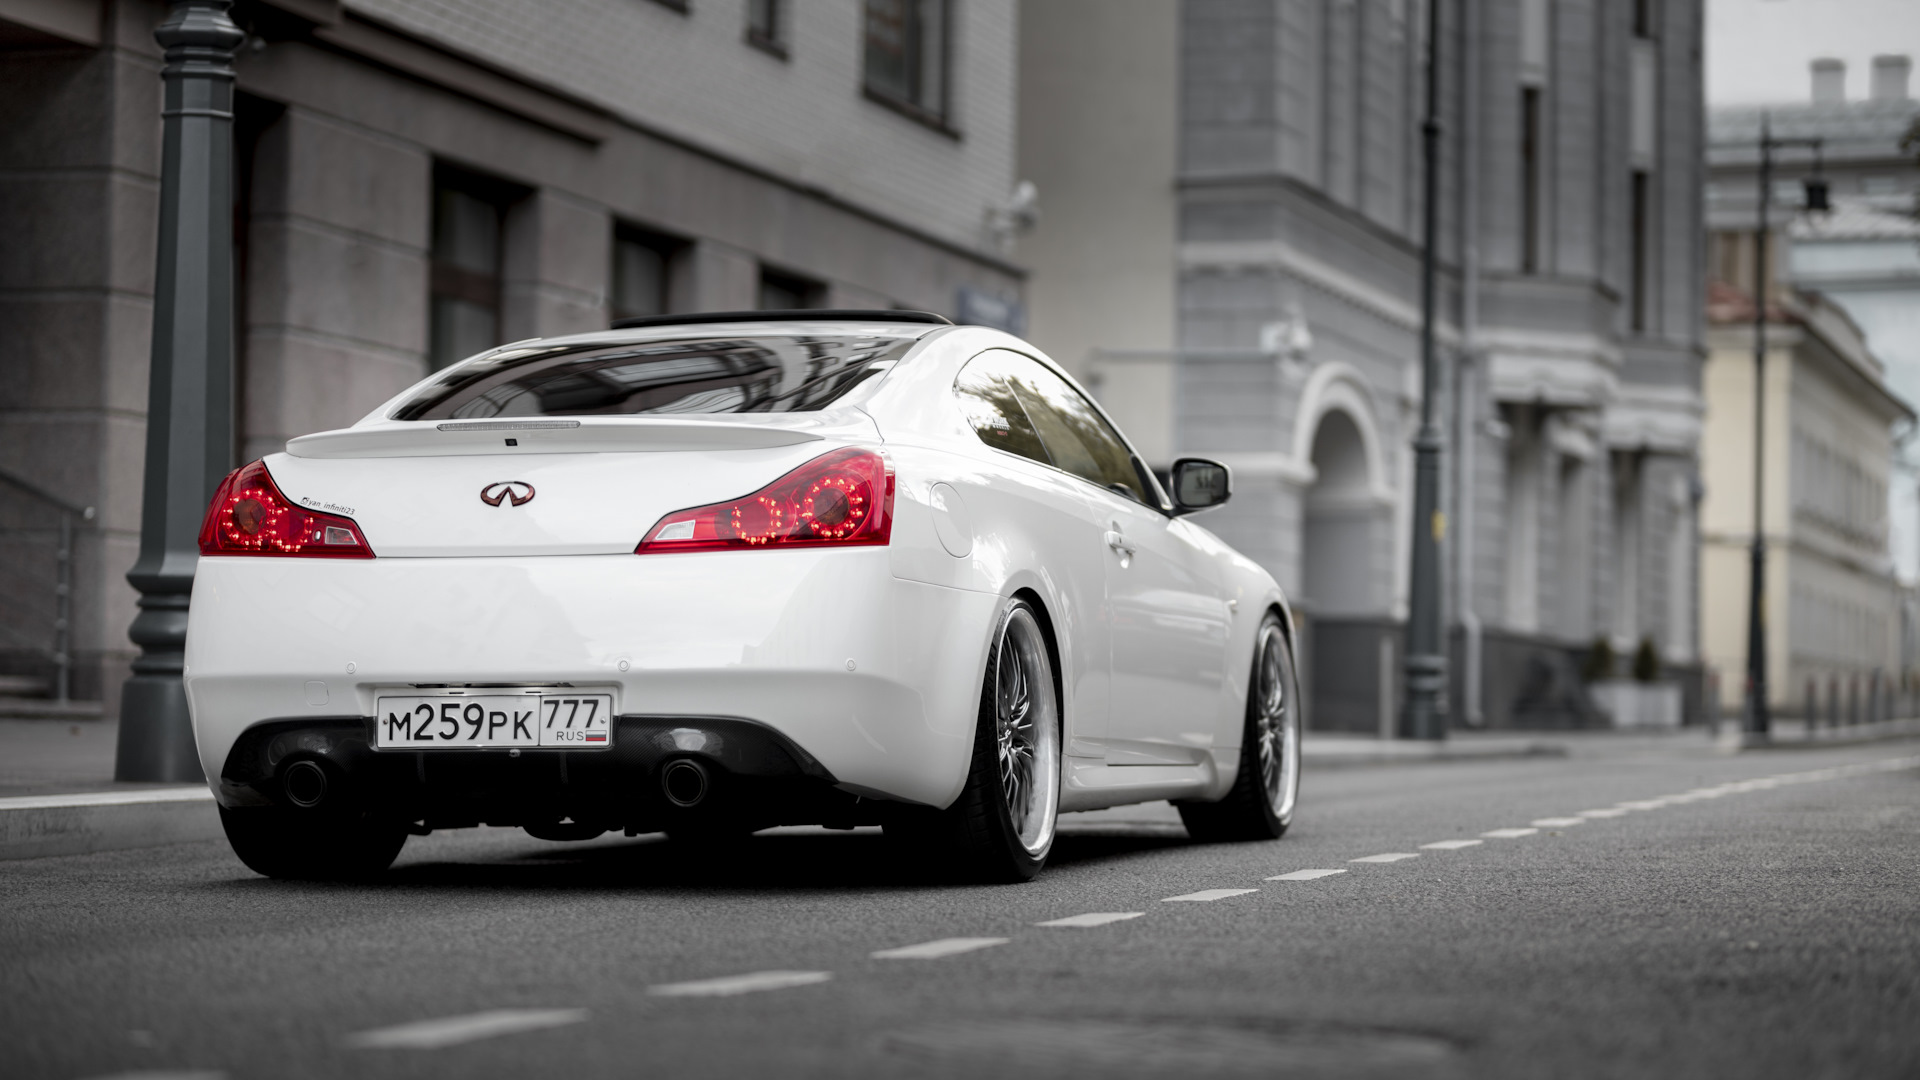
[1708,0,1920,105]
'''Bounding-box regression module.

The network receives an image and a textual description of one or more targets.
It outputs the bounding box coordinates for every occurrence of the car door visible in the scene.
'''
[998,356,1233,766]
[951,351,1114,758]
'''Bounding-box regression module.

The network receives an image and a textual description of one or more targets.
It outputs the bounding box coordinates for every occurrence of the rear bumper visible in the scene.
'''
[217,715,857,833]
[184,550,998,811]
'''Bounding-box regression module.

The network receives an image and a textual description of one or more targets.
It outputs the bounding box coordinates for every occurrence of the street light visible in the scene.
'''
[1402,0,1447,740]
[114,0,243,781]
[1743,114,1825,739]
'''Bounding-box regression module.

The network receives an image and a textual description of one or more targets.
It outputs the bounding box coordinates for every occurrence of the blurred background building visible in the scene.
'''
[0,0,1023,715]
[1020,0,1709,730]
[21,0,1908,736]
[1698,282,1911,721]
[1704,53,1920,716]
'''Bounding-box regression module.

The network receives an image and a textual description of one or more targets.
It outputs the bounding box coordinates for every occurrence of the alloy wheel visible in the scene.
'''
[994,608,1059,856]
[1253,623,1300,822]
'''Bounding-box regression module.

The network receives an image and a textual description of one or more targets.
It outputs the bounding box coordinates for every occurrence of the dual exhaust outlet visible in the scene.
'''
[279,755,712,810]
[282,759,330,809]
[660,758,710,808]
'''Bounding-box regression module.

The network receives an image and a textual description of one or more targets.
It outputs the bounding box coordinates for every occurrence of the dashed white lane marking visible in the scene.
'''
[1531,817,1586,828]
[345,1009,587,1049]
[1482,827,1538,838]
[1035,912,1145,928]
[871,937,1009,960]
[1162,888,1259,902]
[1266,869,1349,881]
[1420,840,1484,850]
[647,971,832,998]
[78,1072,227,1080]
[1616,800,1669,811]
[1349,853,1420,863]
[1577,808,1630,818]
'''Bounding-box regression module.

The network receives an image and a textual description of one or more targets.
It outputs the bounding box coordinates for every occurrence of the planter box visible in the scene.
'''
[1591,680,1682,729]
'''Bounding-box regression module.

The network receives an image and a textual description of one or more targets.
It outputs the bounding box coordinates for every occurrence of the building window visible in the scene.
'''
[650,0,689,13]
[612,227,683,322]
[863,0,950,126]
[1630,170,1649,332]
[746,0,785,56]
[429,168,513,371]
[758,267,825,310]
[1521,87,1542,274]
[1632,0,1655,39]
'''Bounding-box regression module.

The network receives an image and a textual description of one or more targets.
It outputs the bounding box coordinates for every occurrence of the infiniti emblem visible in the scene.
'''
[481,481,536,507]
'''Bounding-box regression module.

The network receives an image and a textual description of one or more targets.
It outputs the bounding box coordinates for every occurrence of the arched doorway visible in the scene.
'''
[1302,408,1380,616]
[1300,407,1391,732]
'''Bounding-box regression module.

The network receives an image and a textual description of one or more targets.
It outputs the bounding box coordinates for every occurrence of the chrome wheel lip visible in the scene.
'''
[1253,622,1300,823]
[995,607,1059,857]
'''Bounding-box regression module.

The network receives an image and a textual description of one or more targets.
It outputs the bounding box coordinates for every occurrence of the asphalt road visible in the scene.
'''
[5,737,1918,1080]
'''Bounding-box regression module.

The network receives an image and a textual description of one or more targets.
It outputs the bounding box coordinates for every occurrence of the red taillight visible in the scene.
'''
[637,447,895,554]
[197,460,374,558]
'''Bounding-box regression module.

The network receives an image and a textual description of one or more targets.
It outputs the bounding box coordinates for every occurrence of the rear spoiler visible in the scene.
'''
[286,418,825,459]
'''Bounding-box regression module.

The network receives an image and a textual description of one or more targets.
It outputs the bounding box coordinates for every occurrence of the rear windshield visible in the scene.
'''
[391,333,924,421]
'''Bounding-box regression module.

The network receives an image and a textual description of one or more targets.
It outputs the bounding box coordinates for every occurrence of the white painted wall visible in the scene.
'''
[346,0,1017,252]
[1014,0,1178,461]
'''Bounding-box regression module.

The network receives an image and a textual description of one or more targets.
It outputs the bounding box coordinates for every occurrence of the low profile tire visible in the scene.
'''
[665,822,757,848]
[901,598,1062,883]
[1178,613,1301,842]
[218,805,408,881]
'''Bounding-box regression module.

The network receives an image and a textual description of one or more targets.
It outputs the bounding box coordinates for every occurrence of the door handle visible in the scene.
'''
[1105,529,1135,557]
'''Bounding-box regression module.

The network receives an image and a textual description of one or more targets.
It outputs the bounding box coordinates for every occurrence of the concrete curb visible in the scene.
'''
[0,787,219,861]
[1303,739,1569,769]
[1735,718,1920,751]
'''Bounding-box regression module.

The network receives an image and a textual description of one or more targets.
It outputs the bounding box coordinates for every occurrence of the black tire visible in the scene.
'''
[891,598,1062,883]
[219,805,408,881]
[1179,612,1301,842]
[665,822,757,848]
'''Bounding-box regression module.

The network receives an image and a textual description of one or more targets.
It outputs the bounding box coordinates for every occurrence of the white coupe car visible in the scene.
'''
[184,312,1302,882]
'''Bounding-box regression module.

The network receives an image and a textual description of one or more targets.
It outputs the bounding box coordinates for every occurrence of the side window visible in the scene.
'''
[998,353,1150,505]
[954,353,1051,466]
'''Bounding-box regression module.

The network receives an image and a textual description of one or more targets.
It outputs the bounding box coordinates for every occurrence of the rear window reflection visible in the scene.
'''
[392,334,922,421]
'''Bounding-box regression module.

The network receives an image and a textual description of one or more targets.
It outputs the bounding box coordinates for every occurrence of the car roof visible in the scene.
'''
[608,309,952,331]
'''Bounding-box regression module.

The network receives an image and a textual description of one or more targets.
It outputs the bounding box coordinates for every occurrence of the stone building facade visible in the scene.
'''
[1699,284,1911,719]
[0,0,1022,714]
[1020,0,1707,730]
[1704,55,1920,705]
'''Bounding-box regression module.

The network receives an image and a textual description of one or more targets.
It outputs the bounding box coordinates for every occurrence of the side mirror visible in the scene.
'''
[1170,458,1231,514]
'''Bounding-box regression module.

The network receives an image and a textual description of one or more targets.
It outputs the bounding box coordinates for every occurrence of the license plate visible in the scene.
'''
[373,692,615,750]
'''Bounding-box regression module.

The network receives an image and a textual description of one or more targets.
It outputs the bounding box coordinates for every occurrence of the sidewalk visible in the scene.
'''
[3,713,1916,861]
[0,718,218,860]
[1304,731,1568,768]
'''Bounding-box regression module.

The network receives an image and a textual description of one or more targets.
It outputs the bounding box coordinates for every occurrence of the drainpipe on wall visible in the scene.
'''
[1453,0,1485,726]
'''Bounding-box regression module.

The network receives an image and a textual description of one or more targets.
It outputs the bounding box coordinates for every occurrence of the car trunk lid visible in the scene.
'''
[266,414,877,557]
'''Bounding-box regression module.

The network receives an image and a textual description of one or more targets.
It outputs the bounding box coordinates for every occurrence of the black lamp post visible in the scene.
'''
[1401,0,1447,740]
[114,1,244,781]
[1743,114,1825,739]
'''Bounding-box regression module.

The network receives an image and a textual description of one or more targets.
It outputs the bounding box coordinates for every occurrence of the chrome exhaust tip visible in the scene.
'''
[282,759,330,808]
[661,759,710,808]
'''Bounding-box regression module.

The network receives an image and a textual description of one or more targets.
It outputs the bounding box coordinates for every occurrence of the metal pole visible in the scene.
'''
[1744,116,1771,738]
[1454,0,1483,726]
[1402,0,1447,740]
[114,0,242,782]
